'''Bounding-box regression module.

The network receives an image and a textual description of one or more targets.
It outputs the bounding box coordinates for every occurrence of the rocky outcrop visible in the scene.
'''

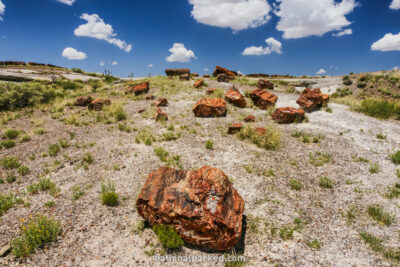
[225,86,246,108]
[250,89,278,109]
[227,123,243,135]
[74,96,93,107]
[244,115,255,123]
[213,66,238,79]
[154,98,168,107]
[88,99,111,111]
[296,88,329,112]
[217,74,229,83]
[257,79,274,90]
[193,98,227,117]
[272,107,305,124]
[155,108,168,121]
[127,81,150,95]
[193,79,204,88]
[165,69,190,76]
[180,74,190,81]
[136,166,245,251]
[206,88,218,95]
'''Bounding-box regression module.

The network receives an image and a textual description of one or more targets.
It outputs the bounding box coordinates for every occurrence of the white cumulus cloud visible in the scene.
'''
[332,29,353,37]
[371,33,400,52]
[62,47,87,60]
[0,0,5,21]
[57,0,76,5]
[99,61,105,66]
[166,43,197,63]
[112,61,118,66]
[188,0,271,32]
[74,13,132,52]
[275,0,358,39]
[148,64,154,67]
[390,0,400,10]
[316,68,326,75]
[242,37,282,56]
[204,68,209,71]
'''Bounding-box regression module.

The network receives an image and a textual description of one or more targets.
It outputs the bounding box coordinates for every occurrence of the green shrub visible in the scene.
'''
[18,166,29,176]
[48,144,60,157]
[1,140,16,148]
[162,132,181,141]
[309,152,331,166]
[357,98,400,119]
[6,174,16,183]
[367,205,393,226]
[135,129,155,145]
[152,224,184,249]
[0,82,58,111]
[11,215,60,258]
[154,147,169,162]
[71,68,83,73]
[237,126,281,150]
[20,135,31,142]
[357,82,367,89]
[56,80,81,90]
[100,180,119,206]
[4,129,20,139]
[290,179,302,191]
[1,157,21,169]
[319,177,333,189]
[27,178,59,196]
[58,138,69,148]
[306,239,322,250]
[81,153,94,165]
[0,192,19,216]
[205,140,213,150]
[390,151,400,165]
[114,106,127,121]
[279,227,294,240]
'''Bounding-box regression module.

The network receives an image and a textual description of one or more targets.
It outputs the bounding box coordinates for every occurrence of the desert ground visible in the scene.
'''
[0,65,400,266]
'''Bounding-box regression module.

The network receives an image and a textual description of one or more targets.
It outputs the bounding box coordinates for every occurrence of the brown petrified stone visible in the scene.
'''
[154,98,168,107]
[192,73,199,77]
[193,98,227,118]
[227,123,243,135]
[212,66,238,79]
[127,81,150,95]
[257,79,274,90]
[272,107,305,124]
[165,69,190,76]
[225,86,246,108]
[88,99,111,111]
[206,88,218,95]
[296,88,330,112]
[155,108,168,121]
[249,89,278,109]
[193,79,204,88]
[74,96,93,107]
[136,166,245,251]
[244,115,255,123]
[217,74,229,83]
[179,73,190,81]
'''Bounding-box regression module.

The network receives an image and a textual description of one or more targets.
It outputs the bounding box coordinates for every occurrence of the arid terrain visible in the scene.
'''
[1,65,400,266]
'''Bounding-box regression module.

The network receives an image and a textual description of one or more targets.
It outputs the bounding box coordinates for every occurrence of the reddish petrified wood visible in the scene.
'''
[250,89,278,109]
[244,115,255,123]
[272,107,305,124]
[74,96,93,107]
[88,99,111,111]
[154,98,168,107]
[179,74,190,81]
[212,66,238,79]
[193,98,227,118]
[257,79,274,90]
[206,88,218,95]
[227,123,243,135]
[136,166,245,251]
[225,86,246,108]
[193,79,204,88]
[255,127,266,135]
[296,88,330,112]
[127,81,150,95]
[192,73,199,77]
[217,74,229,83]
[165,69,190,76]
[203,74,210,78]
[155,108,168,121]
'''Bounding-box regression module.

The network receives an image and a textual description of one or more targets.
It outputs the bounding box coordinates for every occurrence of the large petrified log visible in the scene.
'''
[249,89,278,109]
[212,66,237,79]
[136,166,245,251]
[272,107,305,124]
[88,99,111,111]
[225,86,246,108]
[296,88,329,112]
[127,81,150,95]
[193,98,227,117]
[165,69,191,76]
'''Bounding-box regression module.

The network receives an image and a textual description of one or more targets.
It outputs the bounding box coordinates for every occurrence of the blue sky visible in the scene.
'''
[0,0,399,77]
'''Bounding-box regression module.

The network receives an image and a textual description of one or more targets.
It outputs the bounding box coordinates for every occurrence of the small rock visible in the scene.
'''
[257,79,274,90]
[74,96,92,107]
[227,123,243,134]
[155,108,168,121]
[127,81,150,95]
[206,88,218,95]
[154,98,168,107]
[179,73,190,81]
[244,115,255,123]
[193,98,227,118]
[165,69,190,76]
[296,88,330,112]
[88,99,111,111]
[145,94,155,100]
[192,73,199,77]
[0,245,11,257]
[225,86,246,108]
[138,108,146,114]
[217,73,229,83]
[193,79,204,88]
[250,88,278,109]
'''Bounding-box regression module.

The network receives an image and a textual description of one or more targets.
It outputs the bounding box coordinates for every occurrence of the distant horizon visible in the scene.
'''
[0,0,399,77]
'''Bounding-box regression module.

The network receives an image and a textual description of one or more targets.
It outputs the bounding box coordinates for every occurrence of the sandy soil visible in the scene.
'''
[0,76,399,266]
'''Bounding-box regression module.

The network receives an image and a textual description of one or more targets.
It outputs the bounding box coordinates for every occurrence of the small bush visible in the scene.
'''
[1,157,21,169]
[306,239,322,250]
[152,224,184,250]
[135,129,155,145]
[27,178,59,196]
[20,135,31,142]
[154,147,169,162]
[367,205,393,226]
[162,132,181,141]
[309,152,331,167]
[11,215,60,258]
[0,192,19,216]
[369,163,380,174]
[279,227,294,240]
[48,144,60,157]
[58,138,69,148]
[81,153,94,165]
[1,140,16,148]
[100,180,119,206]
[390,151,400,165]
[4,129,20,139]
[356,98,400,119]
[6,174,16,183]
[114,106,128,121]
[205,140,213,150]
[237,126,281,150]
[319,177,333,189]
[290,179,302,191]
[18,166,29,176]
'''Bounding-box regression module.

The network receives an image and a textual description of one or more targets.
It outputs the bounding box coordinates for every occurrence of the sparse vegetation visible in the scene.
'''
[48,143,61,157]
[0,192,20,216]
[367,205,393,226]
[390,150,400,165]
[1,156,21,169]
[205,140,214,150]
[152,224,184,250]
[309,152,331,167]
[319,177,333,189]
[100,180,119,206]
[290,179,302,191]
[237,125,281,150]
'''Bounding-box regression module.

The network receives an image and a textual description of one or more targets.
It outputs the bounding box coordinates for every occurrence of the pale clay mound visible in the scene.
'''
[0,76,399,266]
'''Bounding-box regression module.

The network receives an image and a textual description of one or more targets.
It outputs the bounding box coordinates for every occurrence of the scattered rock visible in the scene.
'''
[213,66,238,79]
[88,99,111,111]
[155,108,168,121]
[244,115,255,123]
[127,81,150,95]
[193,79,204,88]
[217,74,229,83]
[257,79,274,90]
[192,73,199,77]
[193,98,227,118]
[296,88,329,112]
[0,245,11,257]
[228,123,243,135]
[206,88,218,95]
[203,74,210,78]
[154,98,168,107]
[74,96,93,107]
[145,94,155,100]
[165,69,190,76]
[179,73,190,81]
[136,166,245,251]
[272,107,305,124]
[250,89,278,109]
[138,108,146,114]
[225,86,246,108]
